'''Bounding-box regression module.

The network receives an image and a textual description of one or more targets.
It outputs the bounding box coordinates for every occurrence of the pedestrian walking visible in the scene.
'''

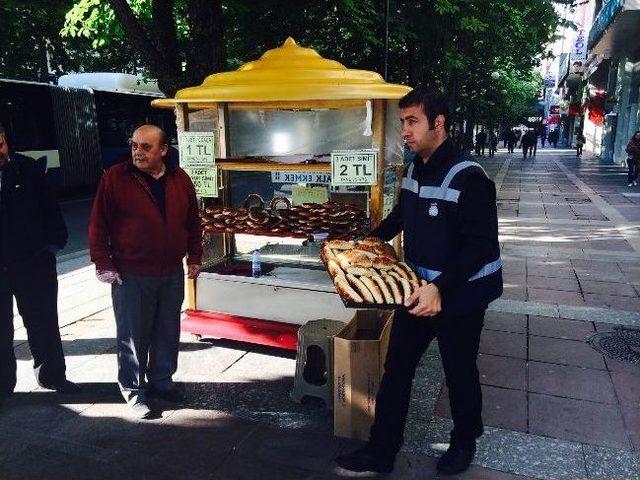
[475,129,487,156]
[0,124,80,407]
[531,128,539,156]
[540,127,547,148]
[514,129,522,148]
[522,130,534,158]
[549,129,559,148]
[488,130,498,157]
[89,124,203,419]
[335,88,503,476]
[626,130,640,187]
[507,129,516,153]
[576,131,586,157]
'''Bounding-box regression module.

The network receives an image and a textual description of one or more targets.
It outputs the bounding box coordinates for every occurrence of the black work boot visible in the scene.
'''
[335,444,395,475]
[436,440,476,475]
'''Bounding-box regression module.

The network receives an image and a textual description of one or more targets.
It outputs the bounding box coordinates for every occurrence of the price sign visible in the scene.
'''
[271,171,331,184]
[331,149,378,186]
[291,186,329,206]
[179,132,215,168]
[183,166,218,198]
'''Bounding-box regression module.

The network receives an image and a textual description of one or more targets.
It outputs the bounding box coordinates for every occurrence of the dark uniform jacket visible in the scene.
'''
[0,153,67,267]
[370,138,502,315]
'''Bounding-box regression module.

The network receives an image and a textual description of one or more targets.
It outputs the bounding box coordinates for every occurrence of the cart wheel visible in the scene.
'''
[193,334,202,341]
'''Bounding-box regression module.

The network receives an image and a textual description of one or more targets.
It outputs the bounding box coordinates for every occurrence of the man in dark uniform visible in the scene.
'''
[335,89,503,476]
[0,124,79,406]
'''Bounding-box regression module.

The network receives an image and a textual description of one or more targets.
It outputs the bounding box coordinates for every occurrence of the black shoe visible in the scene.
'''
[335,445,395,475]
[436,441,476,475]
[41,380,81,394]
[149,385,186,403]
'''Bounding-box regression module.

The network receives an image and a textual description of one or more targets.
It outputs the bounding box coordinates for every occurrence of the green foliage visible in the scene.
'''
[0,0,142,81]
[3,0,559,126]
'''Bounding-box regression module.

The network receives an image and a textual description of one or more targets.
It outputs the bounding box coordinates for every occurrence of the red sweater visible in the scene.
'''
[89,162,203,276]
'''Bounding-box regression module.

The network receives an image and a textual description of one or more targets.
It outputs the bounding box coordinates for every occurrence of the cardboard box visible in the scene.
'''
[333,310,393,440]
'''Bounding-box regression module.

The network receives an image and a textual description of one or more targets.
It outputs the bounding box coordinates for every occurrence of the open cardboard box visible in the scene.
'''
[333,309,393,440]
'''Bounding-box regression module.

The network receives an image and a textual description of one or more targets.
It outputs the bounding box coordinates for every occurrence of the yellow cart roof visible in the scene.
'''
[152,37,410,109]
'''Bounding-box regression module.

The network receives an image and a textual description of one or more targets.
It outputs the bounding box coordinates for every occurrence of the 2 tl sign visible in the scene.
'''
[331,149,378,186]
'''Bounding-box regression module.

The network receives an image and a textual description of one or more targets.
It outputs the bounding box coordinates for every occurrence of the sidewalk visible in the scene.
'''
[1,148,639,480]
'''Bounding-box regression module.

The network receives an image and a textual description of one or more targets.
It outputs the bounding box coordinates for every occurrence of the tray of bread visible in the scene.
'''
[320,237,427,309]
[200,195,370,240]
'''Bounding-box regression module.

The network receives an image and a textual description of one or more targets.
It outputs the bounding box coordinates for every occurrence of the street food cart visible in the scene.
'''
[152,38,410,350]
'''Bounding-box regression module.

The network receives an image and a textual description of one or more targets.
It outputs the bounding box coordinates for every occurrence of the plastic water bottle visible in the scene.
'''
[252,250,262,277]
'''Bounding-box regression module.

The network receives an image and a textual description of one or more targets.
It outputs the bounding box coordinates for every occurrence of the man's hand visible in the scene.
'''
[405,283,442,317]
[96,270,123,285]
[187,264,202,279]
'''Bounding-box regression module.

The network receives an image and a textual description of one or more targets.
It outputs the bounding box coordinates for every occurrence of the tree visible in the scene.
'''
[63,0,225,95]
[0,0,142,82]
[60,0,559,129]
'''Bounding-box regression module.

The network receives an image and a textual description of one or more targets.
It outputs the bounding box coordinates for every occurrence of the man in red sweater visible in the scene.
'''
[89,125,202,419]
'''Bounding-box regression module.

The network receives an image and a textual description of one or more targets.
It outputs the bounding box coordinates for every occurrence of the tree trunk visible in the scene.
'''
[106,0,183,95]
[186,0,227,89]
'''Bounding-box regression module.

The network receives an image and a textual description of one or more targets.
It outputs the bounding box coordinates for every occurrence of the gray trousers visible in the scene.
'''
[112,272,184,404]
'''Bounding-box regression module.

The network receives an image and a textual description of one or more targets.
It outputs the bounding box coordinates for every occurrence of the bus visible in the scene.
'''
[0,73,176,193]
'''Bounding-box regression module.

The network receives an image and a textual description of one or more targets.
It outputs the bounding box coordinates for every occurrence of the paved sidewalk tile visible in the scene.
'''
[528,287,585,306]
[621,404,640,452]
[526,265,575,279]
[478,354,527,390]
[529,393,630,450]
[584,293,640,312]
[502,285,527,301]
[527,275,580,292]
[610,371,640,407]
[580,279,639,297]
[576,269,627,283]
[436,385,527,433]
[528,361,617,404]
[604,355,640,374]
[529,315,595,340]
[484,312,527,334]
[528,335,606,370]
[480,331,527,359]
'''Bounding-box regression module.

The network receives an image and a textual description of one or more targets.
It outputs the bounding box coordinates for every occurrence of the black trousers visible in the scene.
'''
[0,251,66,394]
[628,157,639,184]
[369,308,485,457]
[576,145,583,156]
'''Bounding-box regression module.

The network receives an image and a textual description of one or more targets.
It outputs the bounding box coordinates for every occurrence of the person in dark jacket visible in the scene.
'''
[474,129,487,156]
[335,89,502,476]
[626,131,640,187]
[507,129,517,153]
[0,125,79,406]
[488,130,498,157]
[89,125,202,419]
